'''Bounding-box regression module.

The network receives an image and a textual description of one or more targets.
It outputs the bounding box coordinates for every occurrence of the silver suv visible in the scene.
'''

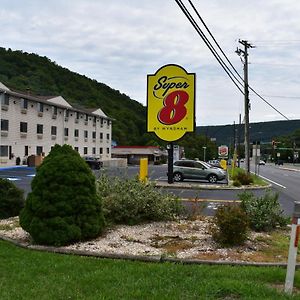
[172,160,227,183]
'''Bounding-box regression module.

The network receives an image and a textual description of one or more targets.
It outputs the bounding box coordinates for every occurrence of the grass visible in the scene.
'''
[1,240,300,299]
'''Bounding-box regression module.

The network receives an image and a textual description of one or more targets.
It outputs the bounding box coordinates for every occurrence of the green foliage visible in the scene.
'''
[19,144,105,246]
[212,204,248,246]
[232,168,253,185]
[232,180,242,187]
[97,175,183,225]
[0,178,24,219]
[239,190,288,232]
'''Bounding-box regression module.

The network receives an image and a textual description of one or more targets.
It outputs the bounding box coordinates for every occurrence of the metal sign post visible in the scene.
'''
[285,201,300,294]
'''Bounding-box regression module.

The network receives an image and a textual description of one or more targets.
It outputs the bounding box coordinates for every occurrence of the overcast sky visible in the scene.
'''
[1,0,300,126]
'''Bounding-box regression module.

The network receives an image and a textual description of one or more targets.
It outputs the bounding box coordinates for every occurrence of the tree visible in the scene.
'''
[19,144,105,246]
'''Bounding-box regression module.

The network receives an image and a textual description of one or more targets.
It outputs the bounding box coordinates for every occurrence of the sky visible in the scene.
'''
[1,0,300,126]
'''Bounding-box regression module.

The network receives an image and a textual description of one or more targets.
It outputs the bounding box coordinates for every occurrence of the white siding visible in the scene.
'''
[0,91,112,166]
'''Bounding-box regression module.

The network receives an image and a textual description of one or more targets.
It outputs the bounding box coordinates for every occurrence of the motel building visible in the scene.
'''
[0,82,112,167]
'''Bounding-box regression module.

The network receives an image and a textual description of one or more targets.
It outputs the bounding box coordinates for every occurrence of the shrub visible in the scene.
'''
[239,190,288,232]
[232,169,253,185]
[97,175,183,225]
[212,204,248,246]
[19,144,105,246]
[0,178,24,219]
[232,180,242,187]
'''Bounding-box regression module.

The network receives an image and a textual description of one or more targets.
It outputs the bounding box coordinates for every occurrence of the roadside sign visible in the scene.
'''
[147,64,195,142]
[218,145,228,158]
[277,153,281,157]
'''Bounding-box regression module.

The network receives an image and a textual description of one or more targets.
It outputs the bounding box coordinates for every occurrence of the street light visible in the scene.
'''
[202,146,207,162]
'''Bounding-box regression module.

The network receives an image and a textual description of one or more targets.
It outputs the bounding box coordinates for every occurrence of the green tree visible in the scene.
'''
[19,144,105,246]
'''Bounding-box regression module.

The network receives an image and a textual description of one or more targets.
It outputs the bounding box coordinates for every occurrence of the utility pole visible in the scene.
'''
[236,40,255,173]
[237,113,241,168]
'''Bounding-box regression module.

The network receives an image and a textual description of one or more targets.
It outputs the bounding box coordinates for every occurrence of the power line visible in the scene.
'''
[176,0,290,121]
[175,0,244,95]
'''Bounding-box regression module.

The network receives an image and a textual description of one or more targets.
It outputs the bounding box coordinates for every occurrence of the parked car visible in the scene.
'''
[208,159,222,168]
[275,160,284,166]
[172,159,227,183]
[258,160,266,165]
[82,156,102,170]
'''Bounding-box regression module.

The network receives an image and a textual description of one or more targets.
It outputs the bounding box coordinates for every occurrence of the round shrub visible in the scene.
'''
[0,178,24,219]
[98,175,183,225]
[19,144,105,246]
[232,169,253,185]
[212,204,249,246]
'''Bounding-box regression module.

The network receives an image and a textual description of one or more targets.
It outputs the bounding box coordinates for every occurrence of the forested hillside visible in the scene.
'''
[0,47,150,145]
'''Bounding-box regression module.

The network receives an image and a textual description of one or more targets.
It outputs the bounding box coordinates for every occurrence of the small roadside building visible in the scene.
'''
[111,146,167,165]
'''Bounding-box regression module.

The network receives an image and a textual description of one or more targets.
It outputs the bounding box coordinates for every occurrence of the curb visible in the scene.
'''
[1,235,298,268]
[154,181,272,191]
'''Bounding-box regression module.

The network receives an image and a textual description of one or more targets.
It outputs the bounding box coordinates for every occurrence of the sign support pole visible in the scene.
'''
[168,142,174,184]
[285,201,300,295]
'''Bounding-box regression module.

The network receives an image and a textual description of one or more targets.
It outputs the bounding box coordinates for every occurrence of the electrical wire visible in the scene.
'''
[177,0,290,121]
[175,0,244,95]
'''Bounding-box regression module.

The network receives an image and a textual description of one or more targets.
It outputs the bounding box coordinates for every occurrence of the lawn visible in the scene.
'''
[1,240,300,299]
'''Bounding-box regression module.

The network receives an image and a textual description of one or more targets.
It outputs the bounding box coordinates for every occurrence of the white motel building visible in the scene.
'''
[0,82,112,167]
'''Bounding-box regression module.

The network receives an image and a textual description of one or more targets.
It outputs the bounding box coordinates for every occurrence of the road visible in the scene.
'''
[251,163,300,215]
[1,163,299,216]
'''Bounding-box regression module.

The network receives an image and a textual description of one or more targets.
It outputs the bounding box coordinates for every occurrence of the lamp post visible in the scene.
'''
[203,146,207,162]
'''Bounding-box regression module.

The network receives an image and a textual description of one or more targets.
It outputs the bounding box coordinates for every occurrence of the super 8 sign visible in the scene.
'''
[147,64,195,141]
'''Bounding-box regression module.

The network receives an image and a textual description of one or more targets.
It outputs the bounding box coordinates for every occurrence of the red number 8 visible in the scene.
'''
[158,90,189,125]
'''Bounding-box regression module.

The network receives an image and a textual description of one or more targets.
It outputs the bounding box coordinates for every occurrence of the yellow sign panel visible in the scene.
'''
[147,64,195,141]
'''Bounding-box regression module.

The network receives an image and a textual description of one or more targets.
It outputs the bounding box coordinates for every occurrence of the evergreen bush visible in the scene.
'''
[212,204,248,246]
[19,144,105,246]
[97,175,183,225]
[0,178,24,219]
[239,190,288,231]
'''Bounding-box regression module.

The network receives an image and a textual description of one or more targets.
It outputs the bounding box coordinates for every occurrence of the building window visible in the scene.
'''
[1,94,9,105]
[51,126,57,136]
[25,146,29,156]
[36,146,43,155]
[64,128,69,136]
[21,98,28,109]
[37,124,43,134]
[20,122,27,133]
[52,106,57,115]
[84,147,88,155]
[84,130,88,139]
[65,110,69,118]
[0,145,9,157]
[100,132,103,139]
[92,131,96,139]
[85,114,88,121]
[107,148,110,154]
[74,129,79,137]
[1,119,9,131]
[107,133,110,140]
[100,118,103,126]
[37,102,44,112]
[74,147,79,152]
[92,147,96,155]
[100,147,103,154]
[76,112,80,119]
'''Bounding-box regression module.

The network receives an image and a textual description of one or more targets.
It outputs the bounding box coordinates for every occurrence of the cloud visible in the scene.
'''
[0,0,300,126]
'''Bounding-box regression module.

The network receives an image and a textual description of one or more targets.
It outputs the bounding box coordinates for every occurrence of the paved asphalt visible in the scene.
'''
[1,163,299,216]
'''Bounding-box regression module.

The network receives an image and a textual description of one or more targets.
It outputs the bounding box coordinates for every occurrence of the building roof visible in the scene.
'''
[112,146,165,156]
[0,81,112,120]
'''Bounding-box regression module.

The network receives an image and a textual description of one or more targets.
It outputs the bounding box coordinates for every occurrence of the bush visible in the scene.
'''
[19,144,105,246]
[232,169,253,185]
[239,190,288,232]
[97,175,183,225]
[0,178,24,219]
[212,204,248,246]
[232,180,242,187]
